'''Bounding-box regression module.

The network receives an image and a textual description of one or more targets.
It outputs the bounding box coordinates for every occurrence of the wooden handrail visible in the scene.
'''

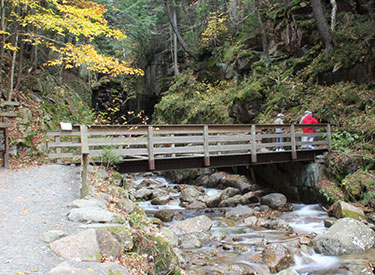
[47,123,331,165]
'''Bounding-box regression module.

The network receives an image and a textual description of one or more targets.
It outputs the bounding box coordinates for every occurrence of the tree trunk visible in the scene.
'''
[7,33,18,101]
[15,34,23,91]
[0,0,6,89]
[164,0,196,60]
[311,0,333,52]
[254,0,270,65]
[172,1,179,77]
[330,0,337,31]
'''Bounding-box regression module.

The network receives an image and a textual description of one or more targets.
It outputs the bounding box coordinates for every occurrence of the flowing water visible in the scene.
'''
[131,175,375,275]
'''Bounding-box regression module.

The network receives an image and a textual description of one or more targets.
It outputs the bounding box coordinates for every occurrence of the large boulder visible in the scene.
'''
[208,172,253,193]
[169,215,212,235]
[220,187,241,200]
[49,229,100,262]
[68,207,124,223]
[96,228,122,258]
[203,192,222,208]
[260,193,287,210]
[328,201,365,221]
[312,217,375,255]
[262,243,295,273]
[225,205,255,219]
[180,187,202,203]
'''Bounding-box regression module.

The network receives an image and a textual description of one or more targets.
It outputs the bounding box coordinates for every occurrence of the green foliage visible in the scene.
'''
[342,169,375,207]
[331,131,360,154]
[233,80,264,104]
[317,180,345,204]
[153,70,235,124]
[99,148,122,169]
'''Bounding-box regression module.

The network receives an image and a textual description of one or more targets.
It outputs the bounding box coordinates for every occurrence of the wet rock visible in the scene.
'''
[276,267,300,275]
[239,190,261,204]
[208,172,253,193]
[312,217,375,256]
[96,228,121,258]
[260,193,287,210]
[134,188,153,200]
[220,187,241,200]
[151,195,170,205]
[244,216,258,227]
[186,201,207,209]
[262,243,295,273]
[169,215,212,235]
[256,218,293,232]
[68,207,125,223]
[227,263,270,275]
[151,189,169,198]
[219,194,242,207]
[154,209,175,222]
[49,229,100,262]
[138,178,166,189]
[40,230,67,243]
[328,201,365,221]
[69,198,107,209]
[203,192,222,208]
[158,227,178,247]
[180,187,202,203]
[225,205,255,219]
[180,236,202,249]
[324,217,337,228]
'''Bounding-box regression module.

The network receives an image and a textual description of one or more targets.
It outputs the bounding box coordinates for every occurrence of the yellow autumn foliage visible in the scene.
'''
[4,0,140,76]
[201,12,228,46]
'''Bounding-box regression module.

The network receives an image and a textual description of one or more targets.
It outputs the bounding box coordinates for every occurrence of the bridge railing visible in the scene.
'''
[47,123,331,166]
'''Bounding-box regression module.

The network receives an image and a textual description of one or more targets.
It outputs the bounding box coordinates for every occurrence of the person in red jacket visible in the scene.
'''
[300,111,318,149]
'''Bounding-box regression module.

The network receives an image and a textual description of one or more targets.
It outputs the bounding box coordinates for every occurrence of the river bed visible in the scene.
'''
[129,174,375,275]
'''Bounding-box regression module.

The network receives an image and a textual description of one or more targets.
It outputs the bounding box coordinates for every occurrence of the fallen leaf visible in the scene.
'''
[24,209,28,214]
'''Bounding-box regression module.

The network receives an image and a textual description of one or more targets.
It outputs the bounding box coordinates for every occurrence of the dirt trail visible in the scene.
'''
[0,164,81,275]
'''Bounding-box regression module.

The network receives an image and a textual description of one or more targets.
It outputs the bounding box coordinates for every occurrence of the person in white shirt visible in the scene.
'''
[274,113,285,151]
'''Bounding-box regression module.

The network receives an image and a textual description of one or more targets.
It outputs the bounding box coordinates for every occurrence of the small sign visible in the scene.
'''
[60,122,72,131]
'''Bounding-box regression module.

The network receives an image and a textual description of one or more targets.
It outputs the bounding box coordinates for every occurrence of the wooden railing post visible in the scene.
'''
[80,125,90,198]
[251,125,257,163]
[327,124,332,152]
[1,126,9,168]
[147,126,155,170]
[203,125,210,166]
[290,124,297,160]
[55,136,62,164]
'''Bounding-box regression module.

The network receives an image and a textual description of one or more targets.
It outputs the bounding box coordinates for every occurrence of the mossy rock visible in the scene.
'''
[134,234,178,274]
[342,169,375,199]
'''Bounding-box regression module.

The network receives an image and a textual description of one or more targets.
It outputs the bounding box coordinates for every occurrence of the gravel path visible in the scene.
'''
[0,164,81,275]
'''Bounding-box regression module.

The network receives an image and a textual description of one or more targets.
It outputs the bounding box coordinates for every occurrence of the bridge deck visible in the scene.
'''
[47,123,331,173]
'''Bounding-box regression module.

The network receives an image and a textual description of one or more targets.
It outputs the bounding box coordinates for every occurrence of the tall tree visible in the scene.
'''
[311,0,333,52]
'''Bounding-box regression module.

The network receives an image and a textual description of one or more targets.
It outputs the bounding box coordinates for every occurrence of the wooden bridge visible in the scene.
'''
[47,123,331,174]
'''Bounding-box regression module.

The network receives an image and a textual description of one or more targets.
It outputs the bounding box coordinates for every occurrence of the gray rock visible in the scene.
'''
[154,209,175,222]
[328,201,365,221]
[134,188,153,200]
[312,217,375,255]
[180,187,202,203]
[204,192,222,208]
[96,228,121,258]
[260,193,287,210]
[107,225,134,252]
[40,230,67,243]
[186,201,207,209]
[276,267,300,275]
[158,227,178,247]
[169,215,212,235]
[69,198,107,209]
[239,191,261,204]
[324,217,337,228]
[48,262,96,275]
[151,195,170,205]
[116,199,136,213]
[225,205,255,219]
[68,207,124,223]
[262,243,295,273]
[180,236,202,249]
[219,194,242,207]
[220,187,241,200]
[49,229,100,262]
[244,216,258,227]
